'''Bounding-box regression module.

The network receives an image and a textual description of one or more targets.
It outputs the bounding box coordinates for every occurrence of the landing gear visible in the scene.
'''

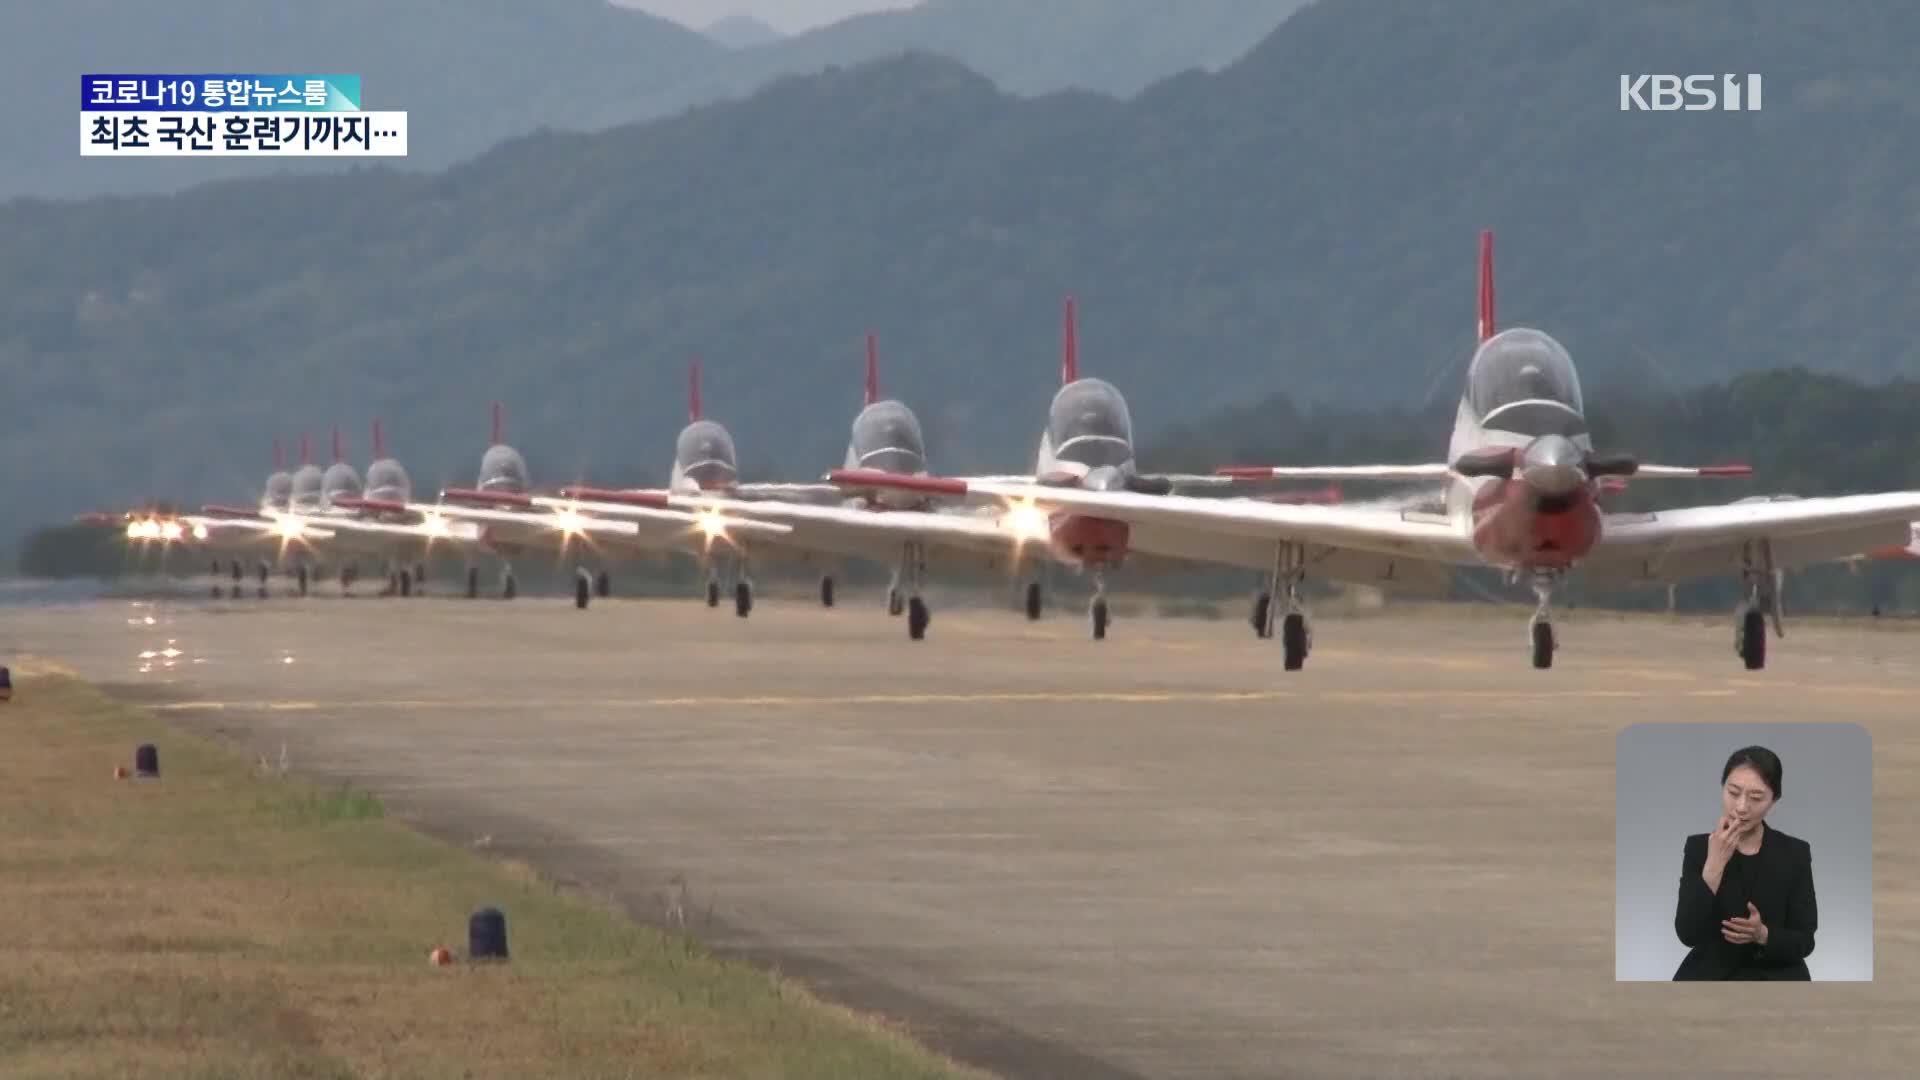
[1528,570,1558,670]
[500,567,516,600]
[295,564,309,598]
[1736,540,1780,671]
[734,579,753,618]
[705,578,721,608]
[398,567,412,598]
[414,563,428,595]
[575,568,592,610]
[1263,543,1310,668]
[466,566,480,599]
[1089,571,1109,640]
[1023,581,1043,621]
[340,566,355,596]
[886,567,904,616]
[820,575,835,608]
[898,541,929,640]
[594,569,611,599]
[255,561,268,599]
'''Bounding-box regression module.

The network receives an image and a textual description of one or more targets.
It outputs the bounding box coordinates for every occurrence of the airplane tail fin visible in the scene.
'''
[1062,296,1078,385]
[689,358,702,422]
[865,333,879,407]
[490,402,504,446]
[372,418,385,458]
[1477,229,1496,343]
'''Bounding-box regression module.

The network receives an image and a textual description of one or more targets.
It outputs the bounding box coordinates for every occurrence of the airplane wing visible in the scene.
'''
[826,469,1472,592]
[428,491,793,555]
[1583,494,1920,588]
[654,494,1037,576]
[1216,462,1751,482]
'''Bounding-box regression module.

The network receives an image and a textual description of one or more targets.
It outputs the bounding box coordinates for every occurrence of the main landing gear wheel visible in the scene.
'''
[1251,592,1273,639]
[735,581,753,618]
[595,570,611,599]
[1531,620,1555,670]
[887,588,904,617]
[706,580,721,608]
[1090,598,1110,641]
[466,567,480,599]
[1738,608,1766,670]
[399,568,412,598]
[820,576,835,608]
[1281,612,1309,670]
[907,596,930,640]
[1024,582,1043,621]
[296,565,309,598]
[574,570,591,610]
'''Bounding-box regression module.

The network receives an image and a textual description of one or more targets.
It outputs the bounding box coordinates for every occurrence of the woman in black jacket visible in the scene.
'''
[1673,746,1818,980]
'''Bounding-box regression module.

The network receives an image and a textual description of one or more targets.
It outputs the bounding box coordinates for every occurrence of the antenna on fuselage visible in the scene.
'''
[1478,229,1496,343]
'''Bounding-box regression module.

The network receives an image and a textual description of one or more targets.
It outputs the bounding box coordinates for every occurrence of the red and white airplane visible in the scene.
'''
[832,231,1920,670]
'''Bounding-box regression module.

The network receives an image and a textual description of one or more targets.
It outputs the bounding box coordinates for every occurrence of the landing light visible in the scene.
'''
[552,506,586,536]
[697,508,728,541]
[159,521,184,541]
[423,512,451,538]
[273,515,306,540]
[1003,499,1051,542]
[191,523,209,541]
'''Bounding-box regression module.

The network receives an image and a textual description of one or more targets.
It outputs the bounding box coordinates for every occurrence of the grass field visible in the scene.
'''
[0,671,984,1080]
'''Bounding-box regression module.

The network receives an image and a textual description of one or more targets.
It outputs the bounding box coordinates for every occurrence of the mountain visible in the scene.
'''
[2,0,1303,201]
[4,0,1918,546]
[702,13,787,49]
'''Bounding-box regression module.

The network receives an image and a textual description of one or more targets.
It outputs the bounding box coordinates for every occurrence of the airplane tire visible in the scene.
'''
[296,565,309,598]
[502,574,516,601]
[1281,613,1308,671]
[706,581,721,608]
[735,581,753,618]
[1024,582,1042,621]
[595,570,611,598]
[821,576,835,608]
[399,569,413,598]
[1091,599,1109,641]
[1251,592,1272,639]
[466,567,480,599]
[575,572,591,610]
[1739,609,1766,671]
[1531,621,1554,670]
[887,588,904,617]
[907,596,929,640]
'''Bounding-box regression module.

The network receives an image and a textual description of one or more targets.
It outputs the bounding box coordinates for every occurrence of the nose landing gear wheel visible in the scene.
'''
[706,580,721,608]
[1090,598,1109,641]
[595,570,611,599]
[1531,620,1555,670]
[1024,582,1042,621]
[821,576,835,608]
[296,565,309,598]
[574,571,591,610]
[907,596,929,640]
[734,581,753,618]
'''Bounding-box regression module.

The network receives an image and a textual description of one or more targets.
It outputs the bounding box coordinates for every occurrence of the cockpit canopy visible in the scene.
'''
[478,444,529,494]
[1466,328,1587,437]
[288,465,324,509]
[849,400,927,475]
[321,462,363,508]
[675,420,739,488]
[1047,377,1135,469]
[363,458,412,504]
[263,471,293,511]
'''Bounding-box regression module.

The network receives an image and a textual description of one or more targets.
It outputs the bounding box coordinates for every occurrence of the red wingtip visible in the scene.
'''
[1696,464,1754,477]
[1062,296,1079,385]
[490,402,503,446]
[689,358,702,423]
[558,485,671,510]
[865,333,879,407]
[1477,229,1496,344]
[828,468,969,497]
[1215,466,1278,480]
[372,418,385,458]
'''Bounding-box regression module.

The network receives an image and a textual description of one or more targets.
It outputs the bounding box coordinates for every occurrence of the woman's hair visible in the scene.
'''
[1721,745,1784,799]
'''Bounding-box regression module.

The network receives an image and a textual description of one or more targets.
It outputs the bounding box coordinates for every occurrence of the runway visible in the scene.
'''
[8,592,1920,1078]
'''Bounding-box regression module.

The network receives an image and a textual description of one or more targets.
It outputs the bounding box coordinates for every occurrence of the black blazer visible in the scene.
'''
[1673,822,1817,980]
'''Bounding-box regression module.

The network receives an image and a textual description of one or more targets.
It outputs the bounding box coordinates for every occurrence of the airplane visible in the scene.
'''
[425,401,796,606]
[830,230,1920,670]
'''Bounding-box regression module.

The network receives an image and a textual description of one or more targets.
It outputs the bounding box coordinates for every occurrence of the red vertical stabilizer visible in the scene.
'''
[689,359,703,422]
[865,333,879,407]
[372,419,385,458]
[490,402,504,446]
[1478,229,1496,344]
[1062,296,1079,385]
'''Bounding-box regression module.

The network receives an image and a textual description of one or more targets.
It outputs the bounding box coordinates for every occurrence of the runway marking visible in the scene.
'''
[143,685,1768,713]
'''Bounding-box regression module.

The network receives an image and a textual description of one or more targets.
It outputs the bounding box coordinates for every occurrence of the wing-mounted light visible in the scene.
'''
[1000,496,1051,542]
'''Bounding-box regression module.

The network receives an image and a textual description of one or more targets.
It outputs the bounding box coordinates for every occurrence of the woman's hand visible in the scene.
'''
[1705,815,1740,866]
[1722,902,1769,946]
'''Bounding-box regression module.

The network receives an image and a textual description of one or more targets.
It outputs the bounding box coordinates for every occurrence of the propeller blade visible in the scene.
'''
[1451,446,1517,480]
[1585,453,1639,478]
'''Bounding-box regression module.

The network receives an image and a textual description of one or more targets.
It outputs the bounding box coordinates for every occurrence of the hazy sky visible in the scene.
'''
[620,1,920,34]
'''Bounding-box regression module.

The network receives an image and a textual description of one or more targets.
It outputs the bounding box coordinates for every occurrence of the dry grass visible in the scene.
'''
[0,674,987,1080]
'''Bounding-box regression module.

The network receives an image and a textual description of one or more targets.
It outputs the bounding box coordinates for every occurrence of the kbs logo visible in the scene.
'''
[1619,74,1763,111]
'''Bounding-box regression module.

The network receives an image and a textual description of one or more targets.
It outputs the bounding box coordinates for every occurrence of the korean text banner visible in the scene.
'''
[82,75,362,112]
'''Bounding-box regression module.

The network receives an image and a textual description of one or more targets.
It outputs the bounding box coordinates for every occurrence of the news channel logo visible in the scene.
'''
[1619,74,1763,112]
[80,74,408,157]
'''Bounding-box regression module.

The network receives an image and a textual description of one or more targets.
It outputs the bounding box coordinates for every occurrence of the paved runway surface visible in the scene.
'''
[8,591,1920,1078]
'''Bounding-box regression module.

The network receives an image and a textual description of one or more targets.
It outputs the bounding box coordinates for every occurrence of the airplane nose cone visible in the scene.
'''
[1521,435,1585,496]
